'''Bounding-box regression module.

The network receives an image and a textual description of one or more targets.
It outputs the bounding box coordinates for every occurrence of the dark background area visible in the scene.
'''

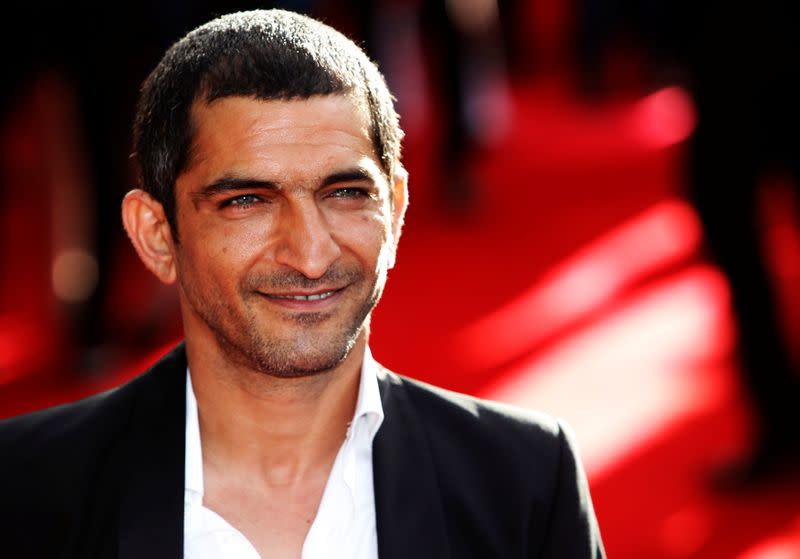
[2,1,800,557]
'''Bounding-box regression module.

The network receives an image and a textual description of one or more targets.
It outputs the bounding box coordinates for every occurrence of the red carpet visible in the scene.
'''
[2,73,800,558]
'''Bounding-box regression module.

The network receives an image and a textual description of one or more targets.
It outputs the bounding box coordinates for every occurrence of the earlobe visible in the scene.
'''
[121,189,177,284]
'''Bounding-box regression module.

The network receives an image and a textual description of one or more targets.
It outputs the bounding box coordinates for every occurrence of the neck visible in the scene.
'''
[186,333,366,487]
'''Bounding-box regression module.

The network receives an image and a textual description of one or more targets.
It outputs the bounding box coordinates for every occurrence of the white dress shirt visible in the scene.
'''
[183,350,384,559]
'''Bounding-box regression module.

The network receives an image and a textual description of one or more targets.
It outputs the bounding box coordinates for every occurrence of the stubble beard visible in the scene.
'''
[189,264,386,378]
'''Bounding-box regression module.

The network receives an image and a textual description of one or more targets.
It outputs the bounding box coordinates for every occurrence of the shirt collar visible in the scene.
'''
[184,348,385,499]
[350,346,385,444]
[185,369,204,501]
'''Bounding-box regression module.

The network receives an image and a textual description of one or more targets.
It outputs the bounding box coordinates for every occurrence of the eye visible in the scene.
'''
[328,187,371,199]
[219,194,263,209]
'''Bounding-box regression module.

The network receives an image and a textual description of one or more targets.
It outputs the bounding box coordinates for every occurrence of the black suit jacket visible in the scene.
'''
[0,344,605,558]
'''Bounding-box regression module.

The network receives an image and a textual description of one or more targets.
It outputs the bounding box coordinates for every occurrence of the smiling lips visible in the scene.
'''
[266,289,339,301]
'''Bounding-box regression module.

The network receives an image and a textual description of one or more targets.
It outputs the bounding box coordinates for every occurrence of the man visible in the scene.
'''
[0,10,604,558]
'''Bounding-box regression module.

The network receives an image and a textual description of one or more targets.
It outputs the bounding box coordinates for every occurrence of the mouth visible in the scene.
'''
[258,287,346,310]
[264,288,340,301]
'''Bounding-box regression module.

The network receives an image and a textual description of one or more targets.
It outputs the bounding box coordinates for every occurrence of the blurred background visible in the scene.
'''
[2,1,800,557]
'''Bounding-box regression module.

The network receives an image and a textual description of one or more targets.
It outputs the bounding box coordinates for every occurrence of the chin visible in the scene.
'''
[254,350,352,378]
[242,328,363,379]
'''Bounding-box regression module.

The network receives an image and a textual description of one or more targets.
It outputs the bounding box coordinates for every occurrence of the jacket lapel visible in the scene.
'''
[114,349,451,559]
[117,344,187,559]
[373,368,451,559]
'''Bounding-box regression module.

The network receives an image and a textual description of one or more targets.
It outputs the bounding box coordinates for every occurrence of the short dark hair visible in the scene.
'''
[133,9,403,235]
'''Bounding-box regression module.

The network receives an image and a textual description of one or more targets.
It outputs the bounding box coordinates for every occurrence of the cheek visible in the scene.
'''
[191,219,265,263]
[176,234,250,293]
[332,212,389,250]
[338,216,394,276]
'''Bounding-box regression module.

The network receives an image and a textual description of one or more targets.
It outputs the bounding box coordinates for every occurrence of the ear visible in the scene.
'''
[387,166,409,269]
[121,189,177,284]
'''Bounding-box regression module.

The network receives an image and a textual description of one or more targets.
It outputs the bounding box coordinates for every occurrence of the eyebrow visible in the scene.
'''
[322,168,377,187]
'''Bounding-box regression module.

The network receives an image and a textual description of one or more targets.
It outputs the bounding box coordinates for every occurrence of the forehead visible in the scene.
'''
[184,94,378,178]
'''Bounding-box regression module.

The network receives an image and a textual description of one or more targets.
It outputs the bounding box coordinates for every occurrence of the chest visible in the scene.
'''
[202,475,326,558]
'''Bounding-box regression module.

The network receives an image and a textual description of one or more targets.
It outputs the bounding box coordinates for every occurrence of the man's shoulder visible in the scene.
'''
[0,343,186,465]
[375,368,605,557]
[0,345,184,555]
[378,367,566,457]
[382,368,559,428]
[376,367,584,517]
[0,379,136,458]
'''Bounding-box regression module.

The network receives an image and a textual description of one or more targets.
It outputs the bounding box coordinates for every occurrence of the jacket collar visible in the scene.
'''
[118,343,187,559]
[372,367,451,559]
[115,344,451,559]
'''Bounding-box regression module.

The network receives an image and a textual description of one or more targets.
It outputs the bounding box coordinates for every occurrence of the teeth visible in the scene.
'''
[271,290,336,301]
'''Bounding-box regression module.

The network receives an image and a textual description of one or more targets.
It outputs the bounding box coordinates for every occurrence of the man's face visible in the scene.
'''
[170,94,405,377]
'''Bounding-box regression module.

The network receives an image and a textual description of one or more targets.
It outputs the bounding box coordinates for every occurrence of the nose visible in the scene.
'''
[273,200,342,279]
